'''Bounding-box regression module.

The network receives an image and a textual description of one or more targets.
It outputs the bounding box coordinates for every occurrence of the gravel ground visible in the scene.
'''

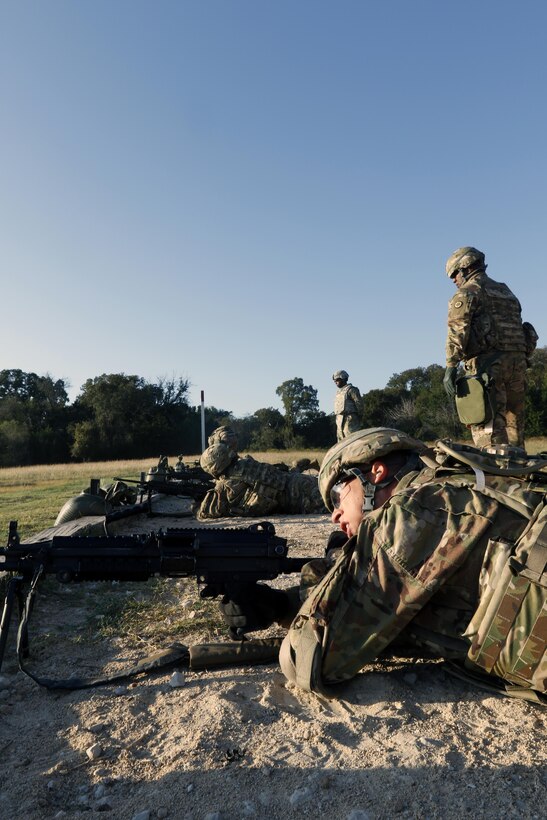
[0,511,545,820]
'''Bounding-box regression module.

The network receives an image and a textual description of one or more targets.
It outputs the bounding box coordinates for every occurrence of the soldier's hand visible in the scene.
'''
[219,584,291,639]
[443,366,458,398]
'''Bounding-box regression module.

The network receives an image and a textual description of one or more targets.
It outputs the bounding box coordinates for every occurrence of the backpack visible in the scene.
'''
[434,441,547,702]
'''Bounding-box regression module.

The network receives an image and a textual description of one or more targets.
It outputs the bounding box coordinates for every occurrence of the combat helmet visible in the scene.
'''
[445,246,486,279]
[200,442,237,478]
[332,370,349,382]
[319,427,427,511]
[207,425,239,452]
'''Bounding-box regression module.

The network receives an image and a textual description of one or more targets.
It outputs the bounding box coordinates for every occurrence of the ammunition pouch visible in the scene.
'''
[463,500,547,698]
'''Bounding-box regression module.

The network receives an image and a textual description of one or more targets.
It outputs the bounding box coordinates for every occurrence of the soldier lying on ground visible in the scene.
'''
[197,441,325,519]
[218,428,547,703]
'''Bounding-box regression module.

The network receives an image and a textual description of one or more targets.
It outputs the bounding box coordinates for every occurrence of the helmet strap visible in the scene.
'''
[345,467,391,512]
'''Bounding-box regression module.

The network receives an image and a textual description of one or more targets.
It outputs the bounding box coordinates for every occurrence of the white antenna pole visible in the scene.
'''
[200,390,206,452]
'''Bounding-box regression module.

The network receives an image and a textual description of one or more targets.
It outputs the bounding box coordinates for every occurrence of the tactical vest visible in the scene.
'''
[462,273,526,356]
[334,384,360,415]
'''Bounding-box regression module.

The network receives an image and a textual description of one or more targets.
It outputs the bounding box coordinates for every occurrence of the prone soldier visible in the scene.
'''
[197,441,325,519]
[218,428,547,702]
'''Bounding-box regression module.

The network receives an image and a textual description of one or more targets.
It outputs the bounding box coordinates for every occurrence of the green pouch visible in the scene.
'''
[455,374,491,425]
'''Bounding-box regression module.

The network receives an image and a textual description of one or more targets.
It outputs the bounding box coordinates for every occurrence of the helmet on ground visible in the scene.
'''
[200,442,237,478]
[445,247,486,278]
[207,425,239,451]
[319,427,427,510]
[54,493,109,526]
[332,370,349,382]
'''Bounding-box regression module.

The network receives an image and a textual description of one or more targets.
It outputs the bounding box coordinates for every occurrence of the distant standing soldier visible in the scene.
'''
[333,370,363,442]
[444,246,538,449]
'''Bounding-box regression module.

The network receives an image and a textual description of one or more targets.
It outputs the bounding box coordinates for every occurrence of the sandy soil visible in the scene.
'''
[0,511,545,820]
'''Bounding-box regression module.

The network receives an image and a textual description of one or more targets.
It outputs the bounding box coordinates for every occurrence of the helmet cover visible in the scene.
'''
[319,427,427,510]
[445,246,485,278]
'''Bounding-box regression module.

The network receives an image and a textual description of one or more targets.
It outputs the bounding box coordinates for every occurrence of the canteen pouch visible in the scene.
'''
[455,373,492,425]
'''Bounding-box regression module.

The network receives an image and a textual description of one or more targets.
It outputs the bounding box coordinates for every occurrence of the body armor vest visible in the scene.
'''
[464,273,526,355]
[334,384,360,415]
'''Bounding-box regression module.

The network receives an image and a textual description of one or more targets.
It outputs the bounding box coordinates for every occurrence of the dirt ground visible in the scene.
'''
[0,511,545,820]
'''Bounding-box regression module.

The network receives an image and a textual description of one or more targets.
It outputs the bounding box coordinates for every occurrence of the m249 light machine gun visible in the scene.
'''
[0,521,310,688]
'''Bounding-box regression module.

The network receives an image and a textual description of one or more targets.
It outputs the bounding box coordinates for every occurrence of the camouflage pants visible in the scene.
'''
[336,414,361,442]
[464,352,527,448]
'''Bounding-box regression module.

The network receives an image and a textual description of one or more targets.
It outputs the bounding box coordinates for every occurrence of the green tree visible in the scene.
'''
[525,346,547,437]
[0,369,71,465]
[275,377,321,447]
[363,365,461,440]
[71,374,191,460]
[250,408,286,450]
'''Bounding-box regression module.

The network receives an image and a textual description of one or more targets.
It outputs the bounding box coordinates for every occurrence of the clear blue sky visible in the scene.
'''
[1,1,545,417]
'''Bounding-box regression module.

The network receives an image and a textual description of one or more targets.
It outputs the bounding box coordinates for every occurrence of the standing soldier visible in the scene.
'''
[333,370,363,442]
[443,246,538,448]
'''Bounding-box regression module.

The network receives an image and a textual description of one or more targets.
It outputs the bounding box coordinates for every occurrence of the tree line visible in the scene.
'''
[1,349,546,467]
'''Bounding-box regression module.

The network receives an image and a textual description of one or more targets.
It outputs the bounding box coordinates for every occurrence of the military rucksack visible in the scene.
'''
[432,441,547,702]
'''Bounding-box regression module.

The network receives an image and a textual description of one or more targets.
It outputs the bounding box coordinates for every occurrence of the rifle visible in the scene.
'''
[112,467,215,511]
[0,521,310,688]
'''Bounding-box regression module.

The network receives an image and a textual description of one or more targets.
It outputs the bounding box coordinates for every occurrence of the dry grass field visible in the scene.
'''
[0,451,327,538]
[0,440,545,539]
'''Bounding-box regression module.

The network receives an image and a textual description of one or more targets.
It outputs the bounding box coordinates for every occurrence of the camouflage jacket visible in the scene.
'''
[334,383,363,416]
[295,466,544,686]
[445,272,526,367]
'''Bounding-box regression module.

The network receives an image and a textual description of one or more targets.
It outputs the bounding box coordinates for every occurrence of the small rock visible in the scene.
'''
[347,812,370,820]
[289,787,312,807]
[54,812,67,818]
[89,723,106,734]
[186,783,194,793]
[204,814,223,820]
[241,801,255,816]
[169,671,185,688]
[96,798,112,812]
[86,743,103,761]
[113,687,126,696]
[93,784,106,799]
[131,812,151,820]
[47,780,56,791]
[156,809,168,819]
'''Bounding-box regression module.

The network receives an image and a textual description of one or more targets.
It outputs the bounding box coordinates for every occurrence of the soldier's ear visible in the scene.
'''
[369,461,389,485]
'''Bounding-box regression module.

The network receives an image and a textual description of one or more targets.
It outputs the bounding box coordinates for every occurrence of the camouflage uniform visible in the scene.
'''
[334,383,363,441]
[281,432,547,700]
[198,452,325,519]
[446,270,528,448]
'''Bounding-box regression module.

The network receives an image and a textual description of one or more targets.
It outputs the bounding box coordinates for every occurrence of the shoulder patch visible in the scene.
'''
[448,289,472,317]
